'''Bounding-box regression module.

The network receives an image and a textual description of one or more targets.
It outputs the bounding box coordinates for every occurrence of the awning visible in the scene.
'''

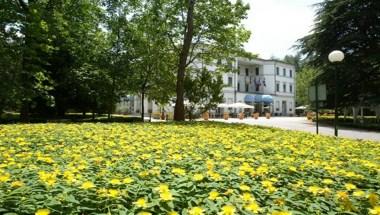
[244,95,255,103]
[262,95,274,104]
[244,95,273,104]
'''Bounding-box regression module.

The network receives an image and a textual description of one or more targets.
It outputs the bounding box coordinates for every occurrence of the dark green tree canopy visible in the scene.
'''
[298,0,380,107]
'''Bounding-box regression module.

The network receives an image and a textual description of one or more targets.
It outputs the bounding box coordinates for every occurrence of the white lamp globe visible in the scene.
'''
[328,50,345,62]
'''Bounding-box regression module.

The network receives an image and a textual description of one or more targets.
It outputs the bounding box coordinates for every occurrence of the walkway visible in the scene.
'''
[210,117,380,142]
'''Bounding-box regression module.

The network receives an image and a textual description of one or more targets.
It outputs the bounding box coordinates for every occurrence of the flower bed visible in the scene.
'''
[0,123,379,215]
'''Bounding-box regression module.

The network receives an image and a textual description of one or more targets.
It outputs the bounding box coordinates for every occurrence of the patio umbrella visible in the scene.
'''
[229,102,255,109]
[295,106,307,110]
[217,103,231,108]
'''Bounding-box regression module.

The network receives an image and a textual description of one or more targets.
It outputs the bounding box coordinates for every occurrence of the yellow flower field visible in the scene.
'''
[0,122,379,215]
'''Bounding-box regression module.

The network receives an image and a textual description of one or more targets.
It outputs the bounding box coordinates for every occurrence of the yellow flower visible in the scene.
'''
[322,179,334,185]
[239,184,250,191]
[80,181,95,189]
[134,197,148,208]
[123,177,134,184]
[353,190,365,197]
[245,202,261,213]
[110,178,121,185]
[108,189,119,198]
[369,206,380,215]
[271,211,292,215]
[308,186,321,195]
[241,192,254,202]
[209,172,222,181]
[219,205,235,215]
[172,168,186,176]
[188,207,204,215]
[35,209,50,215]
[336,191,349,200]
[0,174,10,182]
[208,190,220,200]
[344,183,357,191]
[368,193,379,207]
[138,212,152,215]
[156,184,170,193]
[11,180,24,188]
[160,191,174,201]
[193,173,204,181]
[261,180,273,188]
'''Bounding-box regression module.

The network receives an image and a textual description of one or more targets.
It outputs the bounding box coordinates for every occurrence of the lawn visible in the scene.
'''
[0,122,379,215]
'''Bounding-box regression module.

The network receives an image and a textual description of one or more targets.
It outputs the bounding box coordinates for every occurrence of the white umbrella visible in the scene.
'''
[295,106,307,110]
[229,102,255,109]
[217,103,231,108]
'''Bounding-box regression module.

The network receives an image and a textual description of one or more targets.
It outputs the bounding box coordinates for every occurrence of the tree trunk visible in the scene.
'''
[141,91,145,121]
[174,0,195,121]
[352,106,359,124]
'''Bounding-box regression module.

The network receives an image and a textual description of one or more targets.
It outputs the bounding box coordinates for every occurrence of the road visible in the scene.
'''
[210,117,380,142]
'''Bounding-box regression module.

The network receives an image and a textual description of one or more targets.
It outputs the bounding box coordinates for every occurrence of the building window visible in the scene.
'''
[276,67,279,75]
[228,77,233,87]
[245,84,249,92]
[276,82,280,92]
[276,101,280,111]
[289,102,293,111]
[283,68,286,76]
[290,84,293,93]
[283,84,286,92]
[290,70,293,78]
[245,68,249,76]
[237,82,240,91]
[255,67,259,75]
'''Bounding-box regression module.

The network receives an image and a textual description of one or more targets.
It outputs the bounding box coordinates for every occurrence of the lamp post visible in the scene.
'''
[328,50,345,137]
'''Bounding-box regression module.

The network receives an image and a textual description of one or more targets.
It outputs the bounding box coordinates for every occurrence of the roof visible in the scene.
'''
[237,57,296,68]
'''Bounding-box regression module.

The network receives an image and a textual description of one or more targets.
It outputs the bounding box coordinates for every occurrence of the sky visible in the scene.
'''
[242,0,322,59]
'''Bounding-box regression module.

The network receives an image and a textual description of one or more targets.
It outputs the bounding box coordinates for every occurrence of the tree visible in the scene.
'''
[283,54,302,72]
[0,1,23,113]
[295,67,318,106]
[43,0,107,117]
[158,0,251,121]
[126,0,176,121]
[297,0,380,109]
[184,67,224,120]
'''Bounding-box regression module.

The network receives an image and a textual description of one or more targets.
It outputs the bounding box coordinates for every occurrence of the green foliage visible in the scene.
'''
[1,0,251,119]
[296,67,318,106]
[165,0,251,120]
[184,68,224,119]
[298,0,380,107]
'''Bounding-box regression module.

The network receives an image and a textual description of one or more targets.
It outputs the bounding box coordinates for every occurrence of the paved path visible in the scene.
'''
[210,117,380,142]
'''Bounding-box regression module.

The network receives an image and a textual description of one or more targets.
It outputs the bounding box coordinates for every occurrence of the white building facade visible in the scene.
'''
[116,57,296,117]
[222,57,296,116]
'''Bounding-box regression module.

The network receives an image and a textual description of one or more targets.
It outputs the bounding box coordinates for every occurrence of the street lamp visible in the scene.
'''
[328,50,345,137]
